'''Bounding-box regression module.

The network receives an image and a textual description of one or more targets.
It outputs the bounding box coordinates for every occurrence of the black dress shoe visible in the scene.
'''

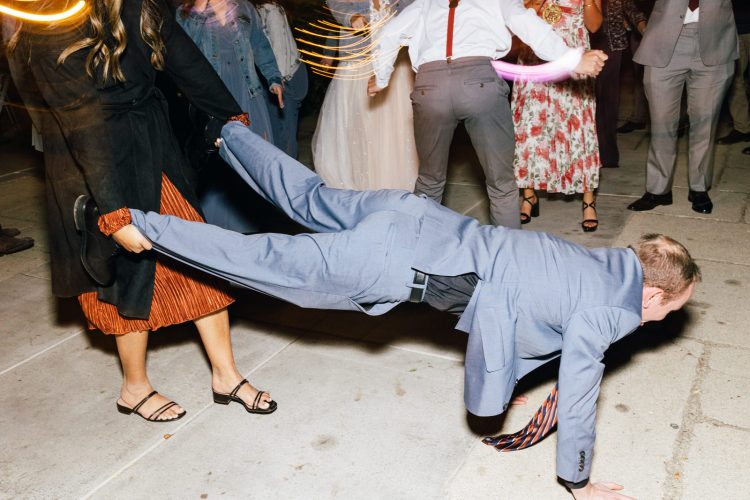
[688,190,713,214]
[627,192,673,211]
[743,146,750,155]
[616,121,646,134]
[73,195,117,286]
[717,129,750,145]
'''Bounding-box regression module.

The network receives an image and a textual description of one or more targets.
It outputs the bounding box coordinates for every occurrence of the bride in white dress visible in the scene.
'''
[312,0,418,191]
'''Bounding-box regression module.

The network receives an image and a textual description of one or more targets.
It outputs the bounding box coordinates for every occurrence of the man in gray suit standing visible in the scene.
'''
[107,124,699,499]
[627,0,738,214]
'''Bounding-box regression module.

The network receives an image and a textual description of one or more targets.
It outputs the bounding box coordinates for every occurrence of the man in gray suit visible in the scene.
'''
[628,0,738,214]
[111,124,699,499]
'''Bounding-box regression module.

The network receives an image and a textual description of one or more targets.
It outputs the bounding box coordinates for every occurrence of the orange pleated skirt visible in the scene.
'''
[79,174,235,334]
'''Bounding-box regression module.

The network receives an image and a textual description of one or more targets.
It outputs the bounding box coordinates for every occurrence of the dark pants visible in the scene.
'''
[411,57,519,228]
[593,44,624,167]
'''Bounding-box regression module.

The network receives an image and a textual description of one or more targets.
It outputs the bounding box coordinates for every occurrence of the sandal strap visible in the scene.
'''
[229,379,249,399]
[522,195,537,206]
[148,401,177,421]
[252,391,267,410]
[131,390,159,414]
[582,200,597,209]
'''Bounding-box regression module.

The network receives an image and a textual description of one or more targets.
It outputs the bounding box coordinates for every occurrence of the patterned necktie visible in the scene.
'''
[688,0,698,11]
[482,384,558,452]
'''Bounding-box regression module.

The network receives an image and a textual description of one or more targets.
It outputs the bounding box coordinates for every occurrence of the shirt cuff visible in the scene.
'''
[98,207,131,237]
[562,477,589,490]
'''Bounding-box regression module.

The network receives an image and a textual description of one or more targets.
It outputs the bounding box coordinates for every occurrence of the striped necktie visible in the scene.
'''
[482,384,558,451]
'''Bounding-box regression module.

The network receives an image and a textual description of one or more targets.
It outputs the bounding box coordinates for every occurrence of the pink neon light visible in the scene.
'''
[491,48,583,83]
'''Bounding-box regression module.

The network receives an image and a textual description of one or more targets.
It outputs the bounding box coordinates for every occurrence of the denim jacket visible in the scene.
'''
[177,0,282,98]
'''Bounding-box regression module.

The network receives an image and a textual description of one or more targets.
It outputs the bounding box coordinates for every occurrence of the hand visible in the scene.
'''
[510,395,529,405]
[270,84,284,109]
[320,57,334,68]
[571,50,607,78]
[351,14,367,30]
[637,20,647,35]
[570,482,635,500]
[111,224,152,253]
[367,75,385,97]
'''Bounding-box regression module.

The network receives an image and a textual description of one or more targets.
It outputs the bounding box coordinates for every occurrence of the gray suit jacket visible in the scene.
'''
[634,0,738,67]
[132,123,644,483]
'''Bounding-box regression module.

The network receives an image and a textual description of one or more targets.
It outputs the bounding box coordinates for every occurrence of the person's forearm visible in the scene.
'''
[583,0,603,33]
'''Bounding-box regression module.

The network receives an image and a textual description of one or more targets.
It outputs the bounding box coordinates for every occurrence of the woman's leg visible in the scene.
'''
[520,187,538,224]
[115,330,185,419]
[194,308,273,410]
[582,190,598,231]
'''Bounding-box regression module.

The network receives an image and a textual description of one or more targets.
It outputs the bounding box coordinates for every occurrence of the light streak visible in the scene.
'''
[0,1,87,22]
[491,48,583,83]
[295,8,397,81]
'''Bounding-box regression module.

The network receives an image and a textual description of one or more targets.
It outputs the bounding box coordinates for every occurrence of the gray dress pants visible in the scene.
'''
[643,24,734,194]
[411,57,520,229]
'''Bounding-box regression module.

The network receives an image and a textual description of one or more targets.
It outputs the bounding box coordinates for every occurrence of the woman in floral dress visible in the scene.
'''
[513,0,603,231]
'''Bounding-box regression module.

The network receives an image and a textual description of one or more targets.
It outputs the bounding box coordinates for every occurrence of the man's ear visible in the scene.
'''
[642,286,665,308]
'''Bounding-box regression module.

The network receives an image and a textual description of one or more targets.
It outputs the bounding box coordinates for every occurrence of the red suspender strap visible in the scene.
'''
[446,0,460,62]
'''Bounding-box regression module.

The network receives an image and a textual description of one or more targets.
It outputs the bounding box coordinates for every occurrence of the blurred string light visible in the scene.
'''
[294,6,401,80]
[0,1,88,22]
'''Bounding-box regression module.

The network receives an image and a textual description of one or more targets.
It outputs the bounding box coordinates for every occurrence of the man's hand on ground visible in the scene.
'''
[571,482,635,500]
[112,224,152,253]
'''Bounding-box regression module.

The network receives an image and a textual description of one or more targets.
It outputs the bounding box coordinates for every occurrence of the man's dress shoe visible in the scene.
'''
[73,195,117,286]
[688,190,713,214]
[627,192,673,211]
[717,129,750,145]
[616,121,646,134]
[743,146,750,155]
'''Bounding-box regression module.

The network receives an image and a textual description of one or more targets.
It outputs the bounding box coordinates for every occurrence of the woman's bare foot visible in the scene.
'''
[118,382,185,421]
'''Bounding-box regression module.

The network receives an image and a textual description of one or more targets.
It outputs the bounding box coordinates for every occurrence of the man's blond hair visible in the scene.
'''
[631,234,701,301]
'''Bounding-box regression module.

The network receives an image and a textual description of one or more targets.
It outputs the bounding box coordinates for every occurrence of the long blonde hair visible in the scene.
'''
[9,0,167,82]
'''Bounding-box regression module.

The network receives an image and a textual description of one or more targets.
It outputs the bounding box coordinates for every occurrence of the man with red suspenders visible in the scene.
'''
[368,0,606,229]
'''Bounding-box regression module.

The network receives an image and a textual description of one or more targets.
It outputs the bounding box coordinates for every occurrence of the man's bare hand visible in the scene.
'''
[510,395,529,405]
[571,482,635,500]
[367,75,385,97]
[112,224,152,253]
[571,50,608,79]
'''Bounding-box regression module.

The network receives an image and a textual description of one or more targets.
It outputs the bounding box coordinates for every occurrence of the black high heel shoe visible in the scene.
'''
[520,195,540,225]
[581,200,598,232]
[213,379,277,415]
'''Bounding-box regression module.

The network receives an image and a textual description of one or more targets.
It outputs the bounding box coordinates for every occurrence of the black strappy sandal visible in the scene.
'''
[581,200,599,233]
[520,195,540,225]
[213,379,277,415]
[116,390,186,422]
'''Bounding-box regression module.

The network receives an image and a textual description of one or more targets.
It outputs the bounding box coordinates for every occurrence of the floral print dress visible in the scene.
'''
[513,0,600,194]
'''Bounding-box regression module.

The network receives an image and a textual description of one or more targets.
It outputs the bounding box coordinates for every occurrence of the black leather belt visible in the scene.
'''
[408,271,429,303]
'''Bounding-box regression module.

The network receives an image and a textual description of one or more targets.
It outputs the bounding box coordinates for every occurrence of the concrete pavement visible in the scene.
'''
[1,102,749,499]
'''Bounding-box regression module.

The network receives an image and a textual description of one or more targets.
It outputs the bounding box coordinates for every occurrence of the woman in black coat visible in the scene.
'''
[8,0,275,421]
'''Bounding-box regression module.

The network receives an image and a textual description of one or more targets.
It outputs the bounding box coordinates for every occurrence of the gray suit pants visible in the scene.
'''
[643,24,734,194]
[411,57,520,228]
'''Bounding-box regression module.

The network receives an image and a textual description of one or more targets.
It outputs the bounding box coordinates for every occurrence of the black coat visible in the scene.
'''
[9,0,242,319]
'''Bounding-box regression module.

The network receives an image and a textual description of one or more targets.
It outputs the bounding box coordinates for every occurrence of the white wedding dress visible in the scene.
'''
[312,3,418,191]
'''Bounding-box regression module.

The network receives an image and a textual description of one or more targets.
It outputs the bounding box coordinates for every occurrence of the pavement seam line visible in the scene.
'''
[79,337,298,499]
[0,329,83,377]
[461,199,485,216]
[662,342,710,500]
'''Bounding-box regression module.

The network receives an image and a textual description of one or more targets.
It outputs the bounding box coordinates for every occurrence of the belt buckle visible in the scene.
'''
[408,271,428,303]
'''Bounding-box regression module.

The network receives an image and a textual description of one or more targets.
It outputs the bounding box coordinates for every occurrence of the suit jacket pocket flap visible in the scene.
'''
[477,308,515,373]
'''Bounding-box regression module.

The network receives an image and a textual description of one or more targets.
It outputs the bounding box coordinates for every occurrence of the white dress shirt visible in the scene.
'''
[373,0,581,88]
[684,6,700,24]
[256,3,300,79]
